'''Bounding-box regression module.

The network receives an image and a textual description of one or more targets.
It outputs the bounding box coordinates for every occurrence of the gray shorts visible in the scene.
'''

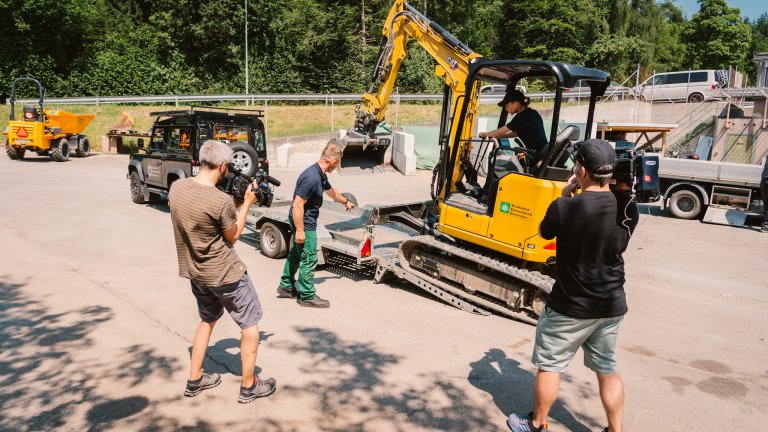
[532,306,624,374]
[190,272,263,329]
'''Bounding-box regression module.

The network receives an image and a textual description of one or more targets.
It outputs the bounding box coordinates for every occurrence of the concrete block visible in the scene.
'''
[393,132,415,156]
[277,143,292,168]
[393,148,417,175]
[476,117,493,136]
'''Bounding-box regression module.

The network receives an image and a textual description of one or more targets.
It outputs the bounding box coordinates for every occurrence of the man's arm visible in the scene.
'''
[291,194,308,244]
[539,200,560,240]
[223,184,257,245]
[479,126,518,139]
[325,187,356,212]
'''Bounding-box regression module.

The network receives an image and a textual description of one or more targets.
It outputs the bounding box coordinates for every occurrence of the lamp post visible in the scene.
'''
[245,0,249,103]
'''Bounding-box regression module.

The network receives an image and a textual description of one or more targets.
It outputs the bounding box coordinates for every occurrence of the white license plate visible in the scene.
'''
[192,166,200,176]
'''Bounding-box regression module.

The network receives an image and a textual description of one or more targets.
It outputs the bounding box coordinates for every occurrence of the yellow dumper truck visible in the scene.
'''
[3,78,94,161]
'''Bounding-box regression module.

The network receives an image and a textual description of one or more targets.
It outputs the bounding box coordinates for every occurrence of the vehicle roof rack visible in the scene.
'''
[149,106,265,118]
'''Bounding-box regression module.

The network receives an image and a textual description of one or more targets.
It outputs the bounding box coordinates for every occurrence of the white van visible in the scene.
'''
[635,70,725,103]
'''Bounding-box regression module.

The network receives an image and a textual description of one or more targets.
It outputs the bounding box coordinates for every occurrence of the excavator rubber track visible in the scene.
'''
[397,235,554,325]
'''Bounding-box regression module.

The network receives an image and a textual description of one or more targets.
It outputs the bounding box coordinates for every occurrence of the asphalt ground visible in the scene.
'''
[0,153,766,431]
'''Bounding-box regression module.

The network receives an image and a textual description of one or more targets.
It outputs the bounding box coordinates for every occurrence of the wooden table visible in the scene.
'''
[105,130,150,154]
[596,122,678,153]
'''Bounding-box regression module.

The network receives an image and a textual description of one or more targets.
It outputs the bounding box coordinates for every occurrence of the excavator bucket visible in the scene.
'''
[109,112,135,132]
[339,129,391,174]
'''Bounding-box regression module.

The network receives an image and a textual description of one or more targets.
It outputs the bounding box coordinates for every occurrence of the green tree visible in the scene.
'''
[683,0,752,70]
[743,13,768,83]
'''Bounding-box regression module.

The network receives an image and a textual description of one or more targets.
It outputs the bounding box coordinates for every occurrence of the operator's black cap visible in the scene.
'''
[575,139,616,174]
[498,89,527,107]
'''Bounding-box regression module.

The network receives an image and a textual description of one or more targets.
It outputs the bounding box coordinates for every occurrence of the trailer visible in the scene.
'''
[247,199,543,322]
[659,157,765,226]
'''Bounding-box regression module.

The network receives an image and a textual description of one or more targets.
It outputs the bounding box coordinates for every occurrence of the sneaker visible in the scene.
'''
[297,294,330,308]
[184,371,221,397]
[238,376,277,403]
[276,286,298,298]
[507,412,547,432]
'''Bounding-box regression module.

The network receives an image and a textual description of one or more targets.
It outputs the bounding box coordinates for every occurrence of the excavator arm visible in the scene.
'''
[354,0,482,137]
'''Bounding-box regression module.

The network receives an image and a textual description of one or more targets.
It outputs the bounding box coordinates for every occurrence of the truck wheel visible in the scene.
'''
[130,171,147,204]
[76,137,90,157]
[341,192,358,206]
[5,143,24,160]
[669,189,703,219]
[230,143,259,177]
[51,138,70,162]
[260,222,289,259]
[687,93,704,103]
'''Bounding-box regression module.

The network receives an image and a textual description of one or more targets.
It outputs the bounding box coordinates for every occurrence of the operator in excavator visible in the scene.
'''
[479,89,548,173]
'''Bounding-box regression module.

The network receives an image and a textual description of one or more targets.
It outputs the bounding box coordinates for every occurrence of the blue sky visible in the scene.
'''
[674,0,766,20]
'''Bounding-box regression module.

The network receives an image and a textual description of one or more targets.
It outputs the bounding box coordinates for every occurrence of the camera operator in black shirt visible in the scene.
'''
[507,139,638,432]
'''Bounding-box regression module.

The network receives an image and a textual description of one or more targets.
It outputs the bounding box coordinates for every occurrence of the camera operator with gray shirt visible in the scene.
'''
[169,140,276,404]
[507,139,638,432]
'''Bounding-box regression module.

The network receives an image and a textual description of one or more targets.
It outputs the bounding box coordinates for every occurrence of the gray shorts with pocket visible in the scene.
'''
[190,272,263,329]
[532,306,624,374]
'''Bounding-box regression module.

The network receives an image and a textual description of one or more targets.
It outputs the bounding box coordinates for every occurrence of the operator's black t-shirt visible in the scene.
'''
[505,108,548,154]
[539,190,639,319]
[288,163,332,231]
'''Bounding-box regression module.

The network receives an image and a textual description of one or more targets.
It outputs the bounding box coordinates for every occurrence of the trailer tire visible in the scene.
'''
[6,143,24,160]
[341,192,358,207]
[669,189,703,219]
[130,171,147,204]
[260,222,289,259]
[52,138,70,162]
[76,137,90,157]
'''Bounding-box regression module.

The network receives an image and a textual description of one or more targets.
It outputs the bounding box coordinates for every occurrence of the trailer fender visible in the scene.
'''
[662,182,709,210]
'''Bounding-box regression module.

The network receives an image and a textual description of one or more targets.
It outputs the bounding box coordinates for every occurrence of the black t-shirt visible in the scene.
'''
[288,163,332,231]
[505,108,548,154]
[539,190,639,319]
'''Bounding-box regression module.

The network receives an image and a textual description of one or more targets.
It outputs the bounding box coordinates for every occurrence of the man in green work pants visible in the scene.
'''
[277,139,356,308]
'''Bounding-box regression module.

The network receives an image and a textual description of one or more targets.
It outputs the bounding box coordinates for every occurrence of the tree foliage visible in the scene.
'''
[0,0,763,97]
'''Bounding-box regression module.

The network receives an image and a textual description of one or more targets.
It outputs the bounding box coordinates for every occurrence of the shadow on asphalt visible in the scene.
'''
[0,276,216,430]
[185,332,275,378]
[468,348,597,432]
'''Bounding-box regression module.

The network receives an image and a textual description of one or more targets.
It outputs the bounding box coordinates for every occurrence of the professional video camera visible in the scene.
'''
[611,148,660,203]
[218,163,281,207]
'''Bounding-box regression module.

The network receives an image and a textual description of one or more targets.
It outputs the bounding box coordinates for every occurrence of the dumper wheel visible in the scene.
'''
[5,143,24,160]
[76,137,90,157]
[130,171,147,204]
[669,189,703,219]
[230,143,258,177]
[260,222,290,259]
[51,138,70,162]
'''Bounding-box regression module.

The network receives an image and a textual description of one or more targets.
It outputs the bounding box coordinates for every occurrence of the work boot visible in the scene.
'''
[276,285,298,298]
[298,294,330,308]
[761,223,768,233]
[238,376,277,404]
[507,412,547,432]
[184,371,221,397]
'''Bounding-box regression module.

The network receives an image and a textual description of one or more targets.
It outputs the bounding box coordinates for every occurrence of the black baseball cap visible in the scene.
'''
[497,89,527,107]
[575,139,616,173]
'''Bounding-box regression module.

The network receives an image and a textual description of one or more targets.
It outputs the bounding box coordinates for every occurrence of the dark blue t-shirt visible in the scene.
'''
[505,108,548,154]
[288,163,332,231]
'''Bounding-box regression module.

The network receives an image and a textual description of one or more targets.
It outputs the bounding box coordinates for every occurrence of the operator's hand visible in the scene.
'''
[562,175,579,198]
[243,183,257,206]
[479,132,489,139]
[295,230,306,244]
[344,200,356,212]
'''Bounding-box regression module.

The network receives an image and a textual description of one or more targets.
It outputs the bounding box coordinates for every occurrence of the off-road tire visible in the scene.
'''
[5,143,24,160]
[51,138,70,162]
[669,189,703,219]
[259,222,290,259]
[129,171,147,204]
[687,93,704,103]
[75,137,90,157]
[230,143,259,177]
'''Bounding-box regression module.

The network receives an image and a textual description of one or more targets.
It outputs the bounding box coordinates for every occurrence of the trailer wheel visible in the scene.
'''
[341,192,358,206]
[130,171,147,204]
[260,222,289,259]
[669,189,703,219]
[51,138,70,162]
[76,137,90,157]
[5,143,24,160]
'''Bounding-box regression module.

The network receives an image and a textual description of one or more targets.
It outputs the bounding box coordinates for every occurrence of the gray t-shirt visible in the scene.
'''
[169,178,246,286]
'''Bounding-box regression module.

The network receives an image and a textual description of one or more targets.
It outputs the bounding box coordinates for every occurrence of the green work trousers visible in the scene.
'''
[279,224,318,300]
